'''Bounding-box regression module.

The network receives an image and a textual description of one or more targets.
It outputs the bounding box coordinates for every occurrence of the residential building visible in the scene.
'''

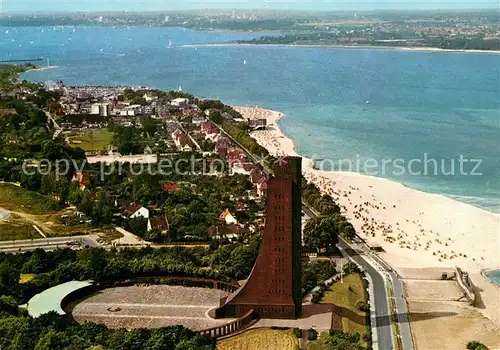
[123,204,150,219]
[71,172,91,191]
[218,209,238,225]
[143,92,158,102]
[207,224,245,240]
[163,183,178,192]
[171,98,189,108]
[147,216,169,233]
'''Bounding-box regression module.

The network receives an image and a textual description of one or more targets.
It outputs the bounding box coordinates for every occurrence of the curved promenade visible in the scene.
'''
[20,280,94,318]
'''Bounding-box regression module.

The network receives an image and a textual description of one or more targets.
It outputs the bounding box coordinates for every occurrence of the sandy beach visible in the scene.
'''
[233,105,500,327]
[25,66,58,73]
[234,105,500,272]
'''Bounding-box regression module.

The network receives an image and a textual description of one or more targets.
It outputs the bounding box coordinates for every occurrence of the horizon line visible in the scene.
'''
[1,7,498,14]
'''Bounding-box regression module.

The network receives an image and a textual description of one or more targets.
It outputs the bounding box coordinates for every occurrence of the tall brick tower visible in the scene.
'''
[215,156,302,319]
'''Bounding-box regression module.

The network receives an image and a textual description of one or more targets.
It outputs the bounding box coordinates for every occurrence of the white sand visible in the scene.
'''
[234,105,500,327]
[233,106,500,273]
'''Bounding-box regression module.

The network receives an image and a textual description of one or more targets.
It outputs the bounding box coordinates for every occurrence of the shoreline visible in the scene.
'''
[233,105,500,275]
[482,268,500,287]
[185,43,500,54]
[25,66,58,73]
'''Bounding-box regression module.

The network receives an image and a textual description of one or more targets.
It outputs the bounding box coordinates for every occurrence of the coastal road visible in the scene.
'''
[362,244,414,350]
[302,205,395,349]
[390,271,414,350]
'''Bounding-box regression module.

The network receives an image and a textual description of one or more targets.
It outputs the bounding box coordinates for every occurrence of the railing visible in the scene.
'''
[198,309,258,339]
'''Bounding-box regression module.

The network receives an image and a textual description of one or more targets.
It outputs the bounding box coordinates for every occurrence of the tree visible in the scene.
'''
[303,216,339,252]
[356,300,370,312]
[307,328,318,341]
[0,261,19,295]
[127,217,148,237]
[0,295,18,316]
[467,341,489,350]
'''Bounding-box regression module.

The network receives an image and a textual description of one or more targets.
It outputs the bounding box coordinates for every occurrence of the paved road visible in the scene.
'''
[302,205,395,350]
[390,272,414,350]
[360,244,414,350]
[0,235,100,253]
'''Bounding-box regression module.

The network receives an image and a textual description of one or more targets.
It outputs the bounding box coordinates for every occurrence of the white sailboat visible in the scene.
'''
[178,85,183,92]
[168,39,173,48]
[243,59,247,65]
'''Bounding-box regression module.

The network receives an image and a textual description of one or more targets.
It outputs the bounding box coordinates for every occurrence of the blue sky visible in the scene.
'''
[1,0,498,12]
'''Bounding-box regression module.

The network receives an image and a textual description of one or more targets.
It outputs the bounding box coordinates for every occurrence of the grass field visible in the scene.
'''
[0,184,103,240]
[67,130,114,152]
[0,184,58,215]
[320,273,369,346]
[0,221,40,241]
[217,328,300,350]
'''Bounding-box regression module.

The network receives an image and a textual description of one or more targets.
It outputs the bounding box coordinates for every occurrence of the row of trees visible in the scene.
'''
[0,312,214,349]
[302,179,356,252]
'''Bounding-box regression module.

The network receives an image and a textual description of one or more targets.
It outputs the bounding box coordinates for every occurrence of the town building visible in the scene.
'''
[143,92,158,102]
[90,103,111,117]
[171,98,189,108]
[123,204,150,219]
[218,209,238,225]
[147,216,169,233]
[207,224,245,240]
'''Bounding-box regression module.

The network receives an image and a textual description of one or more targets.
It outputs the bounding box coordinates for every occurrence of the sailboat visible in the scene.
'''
[178,86,183,92]
[243,59,247,65]
[168,39,173,48]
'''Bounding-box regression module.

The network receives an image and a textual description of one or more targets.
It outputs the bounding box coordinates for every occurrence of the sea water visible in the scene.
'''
[2,27,498,212]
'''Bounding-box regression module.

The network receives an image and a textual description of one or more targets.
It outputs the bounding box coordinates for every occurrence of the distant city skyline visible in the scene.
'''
[1,0,498,13]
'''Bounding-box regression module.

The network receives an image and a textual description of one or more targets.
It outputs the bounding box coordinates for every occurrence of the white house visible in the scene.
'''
[147,216,169,233]
[171,98,189,108]
[143,92,158,102]
[124,204,150,219]
[218,209,238,225]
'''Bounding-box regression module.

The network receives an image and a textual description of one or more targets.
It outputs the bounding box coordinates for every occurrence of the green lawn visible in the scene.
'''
[0,184,58,215]
[67,130,114,152]
[320,273,369,347]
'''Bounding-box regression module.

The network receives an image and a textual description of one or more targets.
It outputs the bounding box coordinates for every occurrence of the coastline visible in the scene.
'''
[185,43,500,54]
[482,268,500,286]
[25,66,58,73]
[233,105,500,275]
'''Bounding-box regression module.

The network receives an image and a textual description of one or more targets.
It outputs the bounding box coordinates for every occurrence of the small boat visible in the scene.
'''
[366,100,371,104]
[243,59,247,65]
[168,39,173,48]
[178,86,183,92]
